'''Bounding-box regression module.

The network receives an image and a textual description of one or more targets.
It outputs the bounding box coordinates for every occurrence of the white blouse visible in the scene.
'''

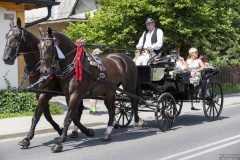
[187,59,201,72]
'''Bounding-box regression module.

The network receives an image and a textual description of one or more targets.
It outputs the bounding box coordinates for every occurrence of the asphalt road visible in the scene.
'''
[0,104,239,160]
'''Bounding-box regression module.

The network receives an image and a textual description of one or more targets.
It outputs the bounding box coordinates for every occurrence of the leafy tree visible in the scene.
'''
[64,0,240,66]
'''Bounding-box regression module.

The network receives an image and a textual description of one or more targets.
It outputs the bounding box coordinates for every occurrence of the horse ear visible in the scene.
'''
[47,27,52,35]
[10,19,14,28]
[39,24,44,37]
[17,17,22,27]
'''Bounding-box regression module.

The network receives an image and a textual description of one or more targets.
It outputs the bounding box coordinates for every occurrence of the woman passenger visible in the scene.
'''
[186,47,205,87]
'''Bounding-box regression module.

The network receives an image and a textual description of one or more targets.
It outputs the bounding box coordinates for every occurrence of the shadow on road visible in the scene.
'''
[41,124,159,152]
[174,114,229,127]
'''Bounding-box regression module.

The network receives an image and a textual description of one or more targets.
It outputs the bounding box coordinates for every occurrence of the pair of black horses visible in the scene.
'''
[2,19,143,152]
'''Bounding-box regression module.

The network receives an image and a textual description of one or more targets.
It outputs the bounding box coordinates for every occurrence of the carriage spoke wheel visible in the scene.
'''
[114,101,133,128]
[203,80,223,121]
[175,100,183,117]
[155,93,177,131]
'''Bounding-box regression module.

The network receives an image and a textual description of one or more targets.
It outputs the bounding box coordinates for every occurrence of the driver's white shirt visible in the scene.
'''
[136,28,163,50]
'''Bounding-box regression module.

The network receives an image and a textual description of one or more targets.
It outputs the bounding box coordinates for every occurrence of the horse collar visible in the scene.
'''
[86,51,106,79]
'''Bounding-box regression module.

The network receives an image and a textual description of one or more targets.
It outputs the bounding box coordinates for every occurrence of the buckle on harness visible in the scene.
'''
[99,73,105,78]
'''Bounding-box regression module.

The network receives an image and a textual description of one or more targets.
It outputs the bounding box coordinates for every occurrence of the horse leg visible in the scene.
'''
[18,108,43,148]
[51,101,94,152]
[131,97,145,127]
[102,93,116,141]
[123,80,145,127]
[51,110,71,152]
[43,104,62,136]
[72,113,94,137]
[70,101,84,138]
[18,95,52,148]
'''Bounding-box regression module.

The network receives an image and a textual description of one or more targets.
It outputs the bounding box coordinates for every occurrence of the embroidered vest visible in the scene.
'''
[142,28,163,54]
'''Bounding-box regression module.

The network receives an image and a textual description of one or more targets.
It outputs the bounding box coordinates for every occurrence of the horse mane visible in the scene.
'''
[52,30,75,44]
[22,27,40,43]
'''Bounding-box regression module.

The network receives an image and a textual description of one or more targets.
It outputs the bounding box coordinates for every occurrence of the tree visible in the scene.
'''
[64,0,240,66]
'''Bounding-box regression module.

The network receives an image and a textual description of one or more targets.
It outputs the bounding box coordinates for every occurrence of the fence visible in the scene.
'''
[212,66,240,87]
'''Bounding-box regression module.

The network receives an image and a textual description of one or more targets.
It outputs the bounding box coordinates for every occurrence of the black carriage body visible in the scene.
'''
[137,62,193,101]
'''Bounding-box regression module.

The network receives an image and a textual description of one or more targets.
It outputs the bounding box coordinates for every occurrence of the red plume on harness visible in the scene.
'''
[74,41,84,82]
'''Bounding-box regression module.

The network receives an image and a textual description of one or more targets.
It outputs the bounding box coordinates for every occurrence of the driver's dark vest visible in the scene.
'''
[142,28,163,54]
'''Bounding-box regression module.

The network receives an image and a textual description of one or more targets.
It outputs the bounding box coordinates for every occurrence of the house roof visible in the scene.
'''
[1,0,60,10]
[25,0,98,24]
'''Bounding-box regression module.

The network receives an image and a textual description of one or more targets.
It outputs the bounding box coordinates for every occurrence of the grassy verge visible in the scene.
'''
[222,85,240,94]
[0,103,64,119]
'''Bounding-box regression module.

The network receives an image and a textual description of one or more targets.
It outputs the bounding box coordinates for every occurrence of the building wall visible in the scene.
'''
[27,22,69,37]
[0,7,18,89]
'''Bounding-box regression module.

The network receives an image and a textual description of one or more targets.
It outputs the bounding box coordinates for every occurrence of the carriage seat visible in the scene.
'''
[173,71,192,84]
[150,60,175,81]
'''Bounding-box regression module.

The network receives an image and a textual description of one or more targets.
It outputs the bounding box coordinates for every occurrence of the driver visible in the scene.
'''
[135,18,164,65]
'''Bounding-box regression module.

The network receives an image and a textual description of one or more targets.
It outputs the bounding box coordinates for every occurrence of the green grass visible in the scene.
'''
[0,103,64,119]
[222,85,240,94]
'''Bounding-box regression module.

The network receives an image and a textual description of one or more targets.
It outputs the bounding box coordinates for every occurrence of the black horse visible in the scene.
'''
[38,26,144,152]
[2,18,83,148]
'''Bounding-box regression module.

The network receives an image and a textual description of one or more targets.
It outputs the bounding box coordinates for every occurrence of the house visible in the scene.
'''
[25,0,99,37]
[0,0,60,89]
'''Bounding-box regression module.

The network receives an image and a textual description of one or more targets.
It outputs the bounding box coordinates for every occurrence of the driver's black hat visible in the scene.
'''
[145,18,155,24]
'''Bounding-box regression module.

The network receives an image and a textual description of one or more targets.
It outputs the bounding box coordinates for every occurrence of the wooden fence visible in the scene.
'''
[212,66,240,87]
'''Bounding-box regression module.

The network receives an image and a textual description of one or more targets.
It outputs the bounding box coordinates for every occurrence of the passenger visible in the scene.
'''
[186,48,205,110]
[198,53,205,64]
[169,49,187,72]
[135,17,164,65]
[186,47,205,87]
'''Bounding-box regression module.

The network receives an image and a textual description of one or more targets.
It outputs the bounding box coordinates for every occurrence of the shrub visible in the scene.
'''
[0,72,63,117]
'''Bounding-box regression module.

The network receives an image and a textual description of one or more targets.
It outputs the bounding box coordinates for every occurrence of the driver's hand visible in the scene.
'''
[147,46,153,51]
[136,46,142,50]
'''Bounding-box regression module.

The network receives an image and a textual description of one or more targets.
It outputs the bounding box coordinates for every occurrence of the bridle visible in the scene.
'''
[39,33,79,63]
[5,26,26,59]
[39,33,61,77]
[39,36,56,63]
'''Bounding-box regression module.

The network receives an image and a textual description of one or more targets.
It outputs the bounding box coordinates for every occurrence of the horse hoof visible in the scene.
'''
[18,139,30,148]
[113,124,119,129]
[51,144,63,152]
[57,128,63,136]
[70,131,78,138]
[141,120,146,127]
[102,134,111,141]
[86,129,95,137]
[135,119,145,127]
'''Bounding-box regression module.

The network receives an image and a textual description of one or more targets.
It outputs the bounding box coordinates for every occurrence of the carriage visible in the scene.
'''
[3,22,223,152]
[113,51,223,131]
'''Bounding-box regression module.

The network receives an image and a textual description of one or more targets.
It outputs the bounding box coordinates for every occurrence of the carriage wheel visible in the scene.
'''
[114,101,133,128]
[175,100,183,117]
[155,93,177,131]
[203,80,223,121]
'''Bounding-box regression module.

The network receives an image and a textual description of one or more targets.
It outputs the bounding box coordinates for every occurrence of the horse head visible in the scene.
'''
[3,18,26,65]
[38,25,56,76]
[38,25,76,76]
